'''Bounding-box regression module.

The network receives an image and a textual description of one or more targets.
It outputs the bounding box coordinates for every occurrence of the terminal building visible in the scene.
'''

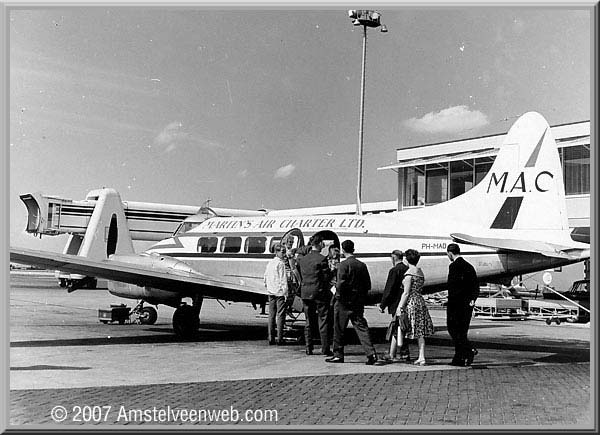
[378,119,590,293]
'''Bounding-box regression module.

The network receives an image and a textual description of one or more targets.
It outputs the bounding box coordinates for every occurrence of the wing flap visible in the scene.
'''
[10,247,267,302]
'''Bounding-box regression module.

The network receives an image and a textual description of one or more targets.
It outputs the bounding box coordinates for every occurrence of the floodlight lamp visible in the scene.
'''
[380,25,388,33]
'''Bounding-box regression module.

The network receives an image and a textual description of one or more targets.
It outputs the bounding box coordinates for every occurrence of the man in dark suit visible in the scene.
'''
[379,249,410,361]
[326,239,378,365]
[446,243,480,366]
[296,235,332,356]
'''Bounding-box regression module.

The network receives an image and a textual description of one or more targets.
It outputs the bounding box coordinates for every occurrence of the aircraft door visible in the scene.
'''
[280,228,305,251]
[312,230,340,257]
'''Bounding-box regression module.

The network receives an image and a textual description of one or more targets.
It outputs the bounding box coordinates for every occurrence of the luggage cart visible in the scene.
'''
[98,304,131,325]
[525,299,579,325]
[472,297,527,320]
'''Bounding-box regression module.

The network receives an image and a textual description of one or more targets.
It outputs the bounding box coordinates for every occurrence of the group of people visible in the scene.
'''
[263,235,480,367]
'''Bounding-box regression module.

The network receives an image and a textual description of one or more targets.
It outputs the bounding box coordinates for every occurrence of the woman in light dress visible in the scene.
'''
[396,249,435,365]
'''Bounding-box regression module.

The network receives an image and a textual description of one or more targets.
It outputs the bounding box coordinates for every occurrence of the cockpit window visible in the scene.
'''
[245,237,267,254]
[197,237,217,253]
[174,222,197,236]
[220,236,242,253]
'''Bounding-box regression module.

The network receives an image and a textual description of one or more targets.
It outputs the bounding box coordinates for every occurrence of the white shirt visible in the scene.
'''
[264,256,288,297]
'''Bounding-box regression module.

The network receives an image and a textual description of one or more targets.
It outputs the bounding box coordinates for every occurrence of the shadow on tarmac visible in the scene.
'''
[10,324,590,363]
[11,365,91,371]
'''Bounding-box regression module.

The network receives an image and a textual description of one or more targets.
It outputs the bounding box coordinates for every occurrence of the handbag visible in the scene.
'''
[385,316,399,342]
[398,311,410,333]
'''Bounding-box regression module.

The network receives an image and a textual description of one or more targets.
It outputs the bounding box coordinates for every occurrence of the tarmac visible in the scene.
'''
[8,272,594,428]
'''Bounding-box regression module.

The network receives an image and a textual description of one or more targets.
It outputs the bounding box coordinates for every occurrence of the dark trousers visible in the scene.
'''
[447,304,475,361]
[302,298,331,352]
[332,299,375,358]
[268,295,287,343]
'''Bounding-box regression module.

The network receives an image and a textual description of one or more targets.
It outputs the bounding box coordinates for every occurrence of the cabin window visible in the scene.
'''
[269,237,282,253]
[220,236,242,253]
[197,237,217,253]
[245,236,267,254]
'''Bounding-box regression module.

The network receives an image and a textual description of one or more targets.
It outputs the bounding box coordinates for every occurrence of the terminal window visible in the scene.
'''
[474,157,494,185]
[425,164,448,204]
[449,160,474,199]
[560,145,590,195]
[403,166,425,206]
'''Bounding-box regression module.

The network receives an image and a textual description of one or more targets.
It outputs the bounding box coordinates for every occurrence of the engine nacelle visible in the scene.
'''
[108,281,181,307]
[107,252,201,307]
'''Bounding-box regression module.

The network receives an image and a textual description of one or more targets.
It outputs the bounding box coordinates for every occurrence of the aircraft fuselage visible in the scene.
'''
[146,213,577,302]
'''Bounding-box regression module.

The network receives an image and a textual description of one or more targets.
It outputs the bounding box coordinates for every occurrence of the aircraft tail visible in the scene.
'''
[429,112,584,254]
[76,188,134,260]
[477,111,568,233]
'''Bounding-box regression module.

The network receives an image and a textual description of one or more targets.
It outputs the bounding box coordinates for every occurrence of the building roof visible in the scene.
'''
[378,120,590,171]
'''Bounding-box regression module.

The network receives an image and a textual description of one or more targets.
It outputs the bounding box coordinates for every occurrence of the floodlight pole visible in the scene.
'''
[348,10,386,216]
[356,24,367,216]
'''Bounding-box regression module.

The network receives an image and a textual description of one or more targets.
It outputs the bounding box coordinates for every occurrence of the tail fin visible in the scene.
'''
[77,188,134,259]
[433,112,570,241]
[479,111,568,233]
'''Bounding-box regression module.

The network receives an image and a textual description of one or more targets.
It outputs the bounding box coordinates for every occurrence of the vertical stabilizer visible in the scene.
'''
[480,111,569,233]
[78,188,134,259]
[426,112,570,241]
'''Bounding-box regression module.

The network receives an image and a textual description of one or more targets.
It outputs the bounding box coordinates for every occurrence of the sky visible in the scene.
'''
[7,6,592,252]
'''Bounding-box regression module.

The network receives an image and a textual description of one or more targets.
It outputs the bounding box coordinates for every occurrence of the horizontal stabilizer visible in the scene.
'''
[10,247,266,302]
[450,233,589,260]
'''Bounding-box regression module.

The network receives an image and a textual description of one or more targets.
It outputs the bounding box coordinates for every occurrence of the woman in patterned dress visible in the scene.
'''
[396,249,435,365]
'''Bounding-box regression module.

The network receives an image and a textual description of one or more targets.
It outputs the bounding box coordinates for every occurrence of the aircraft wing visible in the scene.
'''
[10,247,267,303]
[450,233,590,260]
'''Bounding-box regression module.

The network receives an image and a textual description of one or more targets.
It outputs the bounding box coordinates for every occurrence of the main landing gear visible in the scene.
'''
[172,295,203,340]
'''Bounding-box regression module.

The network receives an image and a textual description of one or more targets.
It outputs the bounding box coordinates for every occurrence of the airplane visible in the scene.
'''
[10,112,590,338]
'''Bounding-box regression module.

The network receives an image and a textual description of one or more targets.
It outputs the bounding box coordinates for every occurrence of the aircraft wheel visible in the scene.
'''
[555,318,561,325]
[546,318,552,325]
[87,278,98,289]
[139,306,158,325]
[172,305,199,339]
[100,320,108,324]
[59,279,67,288]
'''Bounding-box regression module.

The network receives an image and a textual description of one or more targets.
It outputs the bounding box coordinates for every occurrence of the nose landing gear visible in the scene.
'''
[130,301,158,325]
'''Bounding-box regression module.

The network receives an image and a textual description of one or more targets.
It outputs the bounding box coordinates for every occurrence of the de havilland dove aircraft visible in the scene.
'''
[10,112,590,338]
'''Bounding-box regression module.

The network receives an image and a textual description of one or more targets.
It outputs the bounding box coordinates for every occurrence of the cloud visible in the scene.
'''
[274,164,296,179]
[153,121,223,153]
[404,106,489,134]
[154,121,185,149]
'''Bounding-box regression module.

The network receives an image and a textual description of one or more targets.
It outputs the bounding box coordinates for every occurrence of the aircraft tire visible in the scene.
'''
[87,278,98,289]
[172,305,199,339]
[139,306,158,325]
